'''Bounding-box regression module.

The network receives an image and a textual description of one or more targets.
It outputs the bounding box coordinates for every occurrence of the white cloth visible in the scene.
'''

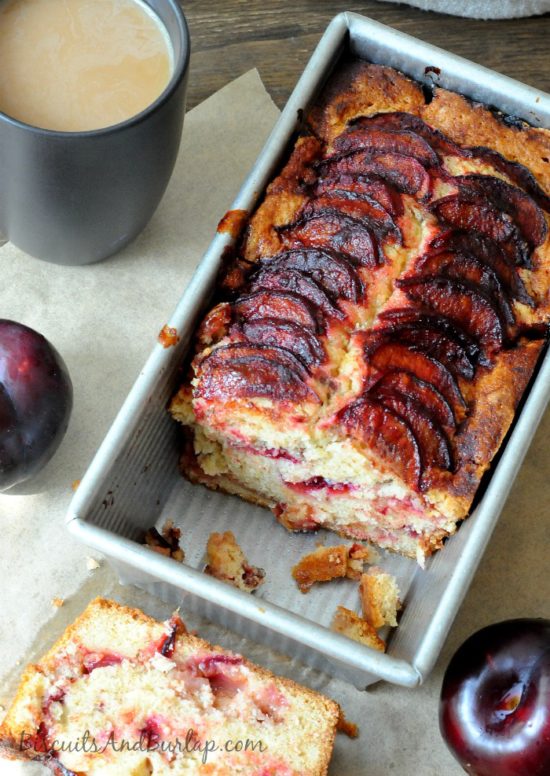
[378,0,550,19]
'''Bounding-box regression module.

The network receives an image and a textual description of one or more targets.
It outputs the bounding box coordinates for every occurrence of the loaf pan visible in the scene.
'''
[67,12,550,688]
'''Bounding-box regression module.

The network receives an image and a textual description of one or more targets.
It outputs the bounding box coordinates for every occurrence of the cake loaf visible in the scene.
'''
[170,60,550,564]
[0,598,339,775]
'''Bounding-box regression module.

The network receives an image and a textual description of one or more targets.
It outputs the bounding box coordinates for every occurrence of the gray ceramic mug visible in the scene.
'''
[0,0,189,266]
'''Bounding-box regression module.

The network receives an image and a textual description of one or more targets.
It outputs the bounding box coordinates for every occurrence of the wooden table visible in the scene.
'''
[181,0,549,111]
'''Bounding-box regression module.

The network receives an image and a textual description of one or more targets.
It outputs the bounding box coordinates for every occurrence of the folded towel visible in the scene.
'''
[377,0,550,19]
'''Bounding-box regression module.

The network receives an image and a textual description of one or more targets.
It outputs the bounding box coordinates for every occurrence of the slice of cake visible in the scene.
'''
[170,59,550,565]
[0,598,339,775]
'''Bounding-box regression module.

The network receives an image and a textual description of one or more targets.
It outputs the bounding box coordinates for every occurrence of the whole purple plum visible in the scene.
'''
[0,320,72,491]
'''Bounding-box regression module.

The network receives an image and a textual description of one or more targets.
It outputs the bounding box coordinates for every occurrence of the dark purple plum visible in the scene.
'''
[440,619,550,776]
[0,320,73,492]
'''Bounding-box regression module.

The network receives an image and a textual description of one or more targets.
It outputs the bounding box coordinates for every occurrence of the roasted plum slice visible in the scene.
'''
[414,251,515,327]
[196,353,319,405]
[468,146,550,212]
[397,277,506,354]
[374,321,475,381]
[315,174,404,216]
[364,338,467,422]
[260,248,363,302]
[331,127,439,168]
[371,370,457,434]
[278,207,380,267]
[455,174,547,249]
[427,230,533,306]
[309,190,401,243]
[370,387,453,480]
[431,192,519,244]
[337,395,422,488]
[349,112,465,159]
[240,319,325,370]
[248,268,344,320]
[378,308,482,368]
[234,290,320,331]
[200,343,311,382]
[317,152,431,200]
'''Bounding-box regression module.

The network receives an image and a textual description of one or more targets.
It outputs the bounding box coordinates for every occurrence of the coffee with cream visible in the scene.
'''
[0,0,173,132]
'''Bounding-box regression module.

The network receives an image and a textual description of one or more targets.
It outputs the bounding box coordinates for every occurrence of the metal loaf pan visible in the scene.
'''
[67,12,550,689]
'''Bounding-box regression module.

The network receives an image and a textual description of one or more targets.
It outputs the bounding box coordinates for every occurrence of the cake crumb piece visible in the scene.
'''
[71,479,80,491]
[337,709,359,738]
[205,531,265,592]
[51,597,64,609]
[292,543,378,592]
[331,606,386,652]
[144,520,185,562]
[359,566,401,629]
[158,324,180,348]
[346,543,379,580]
[86,557,100,571]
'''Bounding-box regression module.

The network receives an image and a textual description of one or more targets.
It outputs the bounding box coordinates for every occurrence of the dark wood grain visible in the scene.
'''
[179,1,550,111]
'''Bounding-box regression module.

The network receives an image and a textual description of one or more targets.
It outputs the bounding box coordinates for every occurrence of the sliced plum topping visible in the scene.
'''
[337,396,422,489]
[427,230,533,306]
[200,343,310,382]
[318,151,431,199]
[371,369,457,434]
[431,192,518,244]
[260,248,363,302]
[349,112,465,159]
[468,146,550,212]
[309,190,402,243]
[364,338,467,422]
[455,174,548,248]
[414,251,515,327]
[398,276,506,354]
[315,174,404,216]
[197,353,319,404]
[378,307,482,367]
[240,319,325,370]
[370,386,453,480]
[249,267,344,320]
[375,321,475,380]
[332,127,440,168]
[234,290,320,331]
[278,207,380,266]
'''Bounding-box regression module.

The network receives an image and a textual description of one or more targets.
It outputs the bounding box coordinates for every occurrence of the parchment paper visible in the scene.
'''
[0,69,548,776]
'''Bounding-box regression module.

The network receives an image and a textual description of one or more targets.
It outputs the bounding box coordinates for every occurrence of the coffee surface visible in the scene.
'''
[0,0,173,131]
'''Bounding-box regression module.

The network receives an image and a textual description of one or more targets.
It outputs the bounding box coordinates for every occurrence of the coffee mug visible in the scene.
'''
[0,0,189,266]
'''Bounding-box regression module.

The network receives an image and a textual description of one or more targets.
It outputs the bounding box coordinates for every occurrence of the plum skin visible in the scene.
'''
[0,320,73,492]
[439,619,550,776]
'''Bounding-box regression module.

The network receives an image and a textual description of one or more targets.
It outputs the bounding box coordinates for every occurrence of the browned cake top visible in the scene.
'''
[185,61,550,518]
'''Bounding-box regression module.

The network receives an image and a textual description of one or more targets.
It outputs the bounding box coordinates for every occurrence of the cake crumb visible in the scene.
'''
[86,557,100,571]
[158,324,180,348]
[331,606,386,652]
[292,543,378,593]
[71,479,80,491]
[51,597,64,608]
[205,531,265,592]
[359,567,401,629]
[337,709,359,738]
[144,520,185,562]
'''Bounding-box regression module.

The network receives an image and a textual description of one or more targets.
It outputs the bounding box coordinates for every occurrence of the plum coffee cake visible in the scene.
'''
[0,598,339,774]
[170,59,550,564]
